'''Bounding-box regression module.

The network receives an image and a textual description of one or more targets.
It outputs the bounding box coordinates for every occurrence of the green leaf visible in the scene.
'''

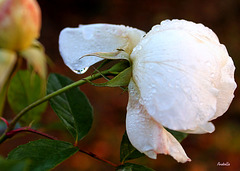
[7,139,79,171]
[166,128,188,142]
[88,67,132,88]
[0,156,30,171]
[47,73,93,141]
[116,163,155,171]
[7,70,47,124]
[120,132,145,162]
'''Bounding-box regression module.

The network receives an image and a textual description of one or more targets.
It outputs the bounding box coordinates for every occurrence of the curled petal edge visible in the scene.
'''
[126,80,191,163]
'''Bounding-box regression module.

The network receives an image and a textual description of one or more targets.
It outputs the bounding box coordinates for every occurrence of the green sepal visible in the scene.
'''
[108,60,130,73]
[87,67,131,88]
[82,50,130,61]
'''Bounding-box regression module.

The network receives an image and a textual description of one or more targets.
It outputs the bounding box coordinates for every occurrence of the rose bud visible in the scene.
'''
[0,0,41,51]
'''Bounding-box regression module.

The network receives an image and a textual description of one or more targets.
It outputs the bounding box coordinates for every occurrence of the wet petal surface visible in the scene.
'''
[126,80,190,163]
[131,20,236,133]
[59,24,145,73]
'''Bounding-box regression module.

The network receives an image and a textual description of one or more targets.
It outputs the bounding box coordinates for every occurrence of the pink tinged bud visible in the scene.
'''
[0,0,41,51]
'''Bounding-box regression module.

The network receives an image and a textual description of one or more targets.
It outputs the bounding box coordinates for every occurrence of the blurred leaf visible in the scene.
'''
[0,49,16,116]
[116,163,155,171]
[88,67,131,87]
[7,139,78,171]
[0,82,9,117]
[120,132,145,162]
[47,73,93,141]
[166,128,188,142]
[0,156,30,171]
[7,70,47,124]
[20,41,47,80]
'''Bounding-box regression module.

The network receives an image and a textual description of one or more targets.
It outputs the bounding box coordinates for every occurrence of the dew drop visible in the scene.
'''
[183,87,190,93]
[121,32,127,37]
[168,83,173,88]
[72,67,89,74]
[210,73,215,78]
[152,25,160,32]
[152,88,157,93]
[136,45,142,51]
[141,38,149,45]
[175,79,180,88]
[205,61,211,67]
[139,98,144,105]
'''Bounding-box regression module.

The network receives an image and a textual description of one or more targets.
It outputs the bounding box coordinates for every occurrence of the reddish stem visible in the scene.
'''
[78,149,118,167]
[0,117,9,127]
[5,127,57,140]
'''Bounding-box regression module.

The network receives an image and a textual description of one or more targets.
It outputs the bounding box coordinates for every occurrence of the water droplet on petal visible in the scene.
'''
[141,38,149,45]
[175,79,180,88]
[152,25,161,32]
[152,88,156,93]
[205,61,211,67]
[183,87,190,93]
[139,98,144,105]
[72,67,89,74]
[168,83,173,88]
[121,32,127,37]
[136,45,142,51]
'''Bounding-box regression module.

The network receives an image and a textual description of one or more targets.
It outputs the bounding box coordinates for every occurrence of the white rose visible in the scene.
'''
[59,19,237,163]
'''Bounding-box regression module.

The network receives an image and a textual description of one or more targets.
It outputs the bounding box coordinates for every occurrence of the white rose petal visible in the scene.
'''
[213,55,236,120]
[126,80,191,163]
[59,19,237,163]
[131,19,236,133]
[59,24,145,73]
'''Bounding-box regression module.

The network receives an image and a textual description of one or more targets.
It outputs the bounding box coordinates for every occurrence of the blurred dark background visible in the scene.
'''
[2,0,240,170]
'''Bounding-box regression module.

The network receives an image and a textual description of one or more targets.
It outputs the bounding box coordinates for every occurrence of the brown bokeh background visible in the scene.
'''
[1,0,240,170]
